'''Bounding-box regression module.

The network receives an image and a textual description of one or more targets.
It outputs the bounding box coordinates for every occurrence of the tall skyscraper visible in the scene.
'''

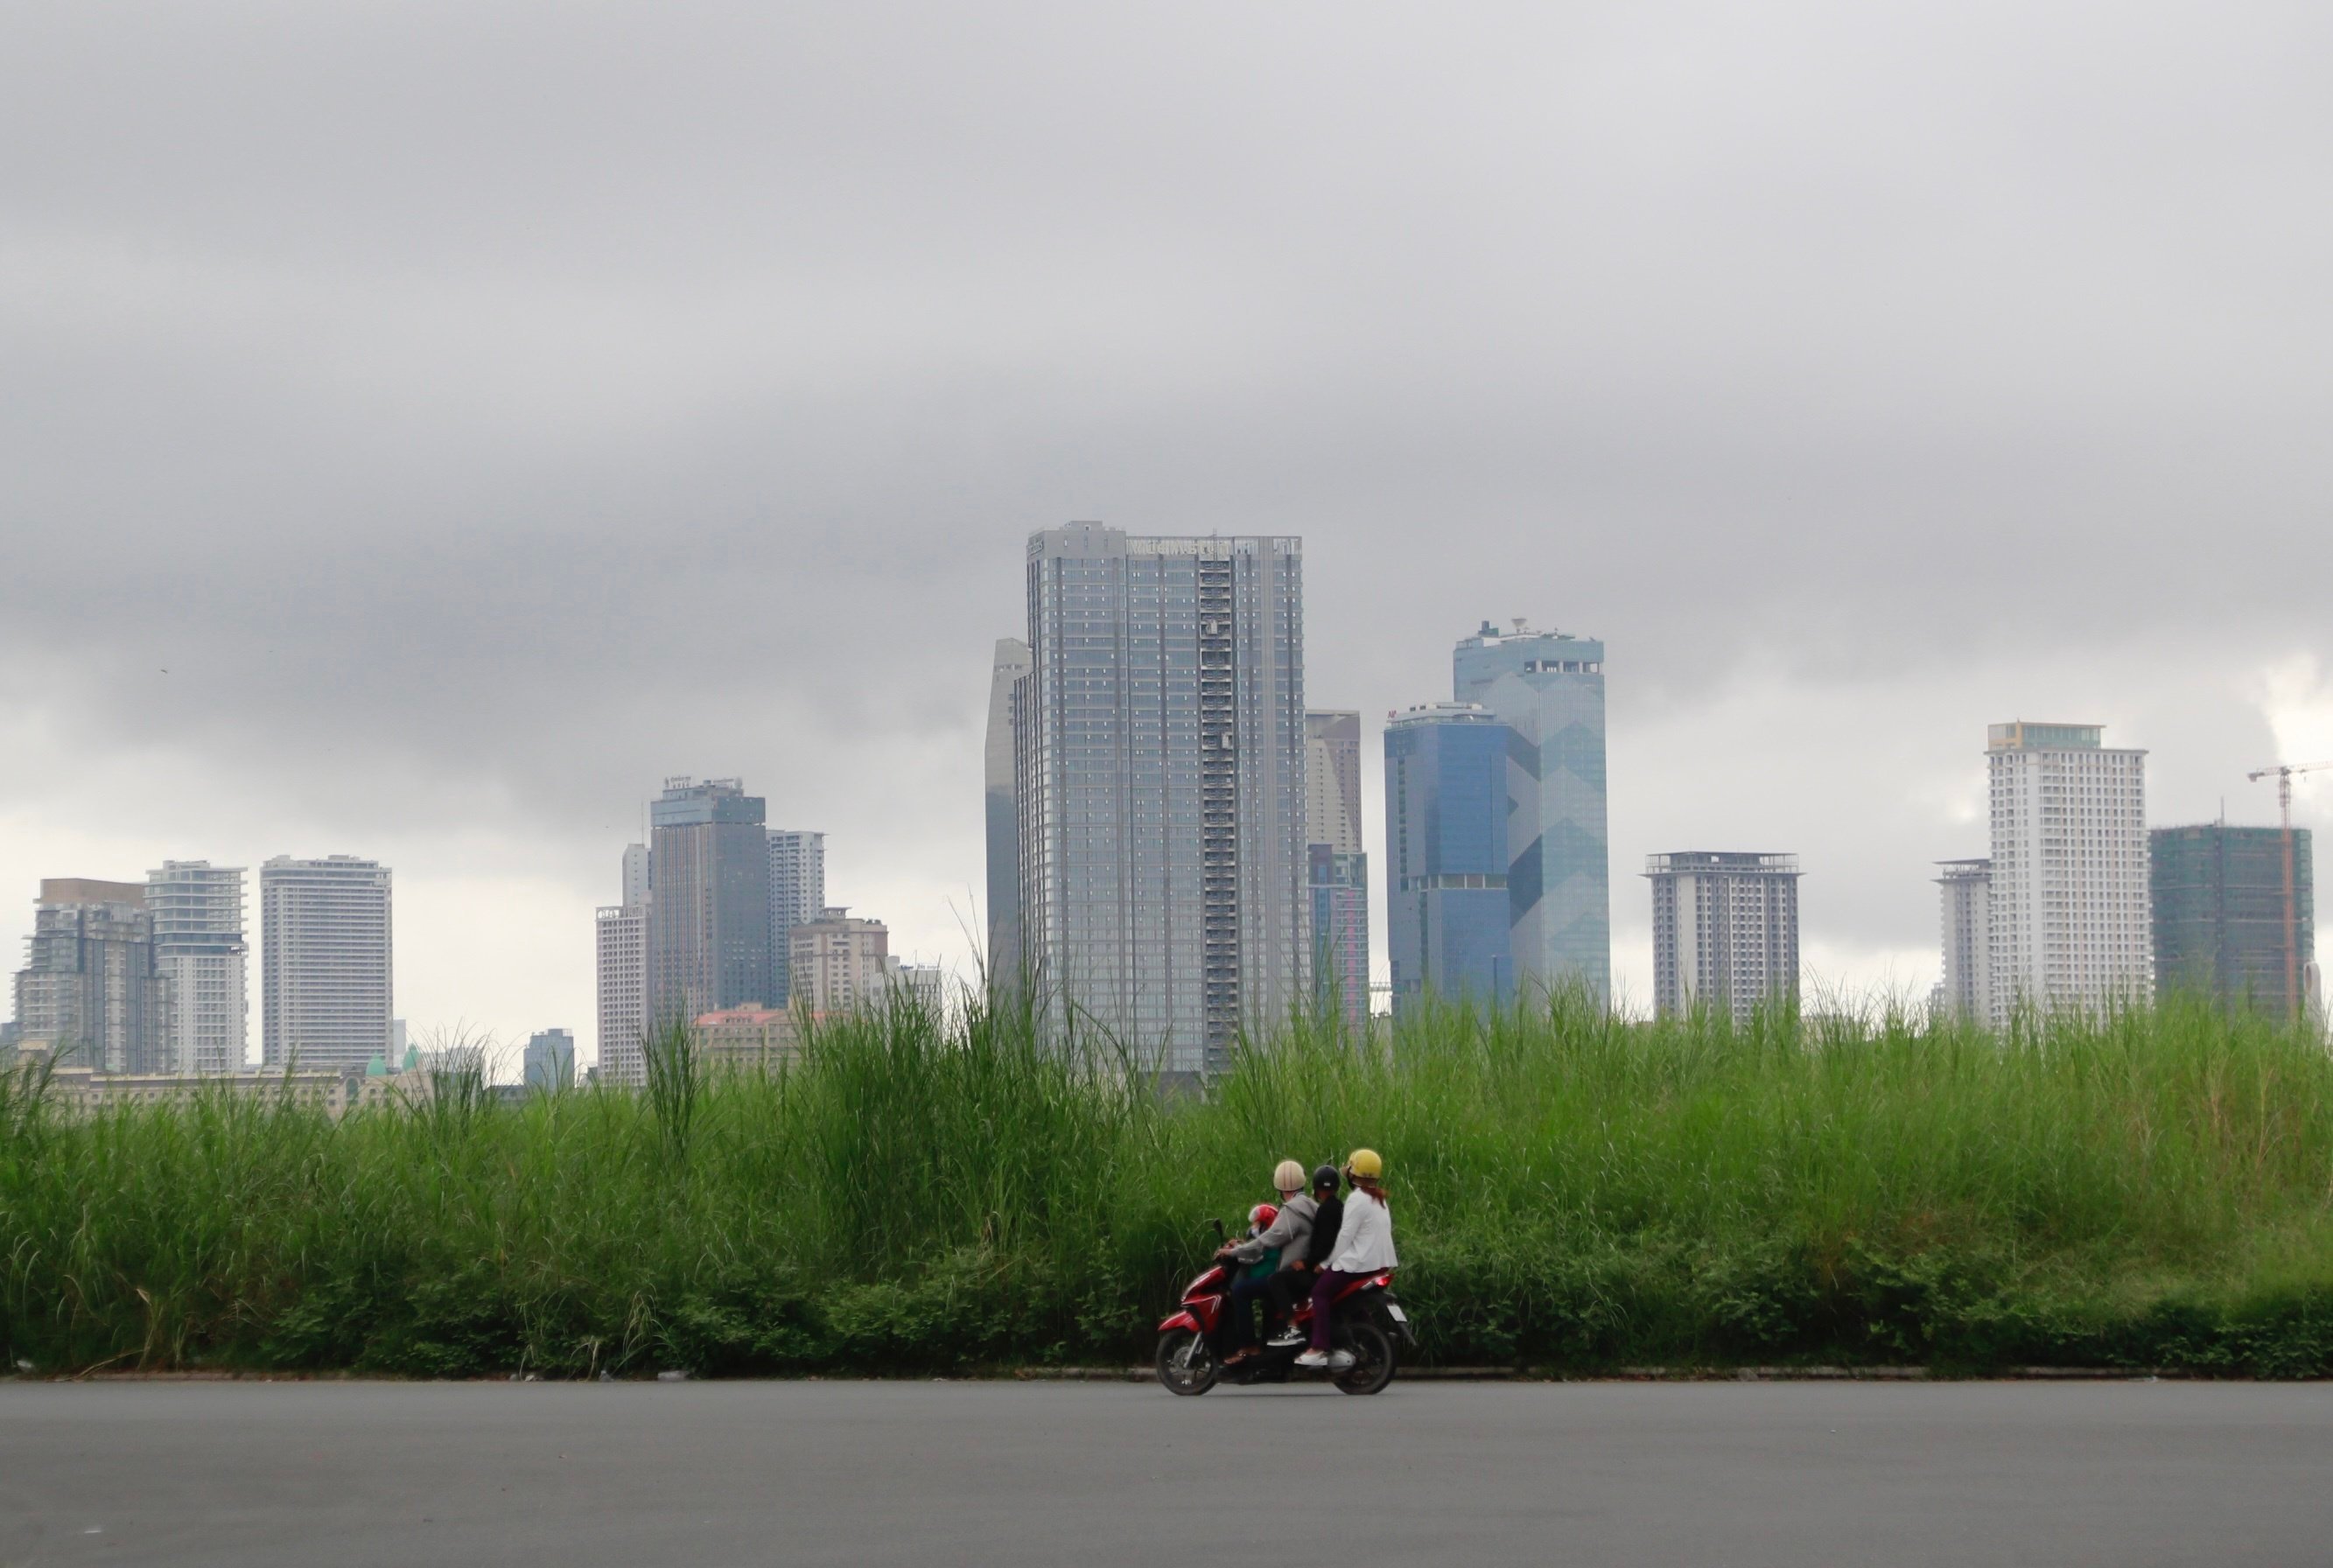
[595,900,649,1088]
[12,879,167,1071]
[597,842,651,1087]
[1934,858,1992,1022]
[1985,722,2150,1026]
[1646,852,1802,1025]
[147,861,248,1074]
[1384,704,1513,1017]
[1018,523,1308,1074]
[2150,823,2315,1021]
[985,636,1033,987]
[767,830,827,1007]
[1453,620,1610,1006]
[1305,710,1370,1034]
[522,1027,576,1091]
[648,778,774,1023]
[789,907,890,1015]
[260,856,393,1071]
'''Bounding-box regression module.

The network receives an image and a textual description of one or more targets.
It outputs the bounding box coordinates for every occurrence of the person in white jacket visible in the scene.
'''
[1294,1148,1398,1368]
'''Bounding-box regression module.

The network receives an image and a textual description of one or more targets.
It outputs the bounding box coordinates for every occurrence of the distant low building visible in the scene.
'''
[8,1041,354,1116]
[692,1005,801,1073]
[886,960,947,1017]
[522,1028,576,1092]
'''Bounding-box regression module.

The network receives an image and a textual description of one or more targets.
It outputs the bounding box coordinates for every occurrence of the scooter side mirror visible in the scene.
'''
[1210,1218,1226,1244]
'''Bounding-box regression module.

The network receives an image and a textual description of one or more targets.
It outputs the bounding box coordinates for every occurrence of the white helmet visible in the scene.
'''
[1272,1158,1307,1195]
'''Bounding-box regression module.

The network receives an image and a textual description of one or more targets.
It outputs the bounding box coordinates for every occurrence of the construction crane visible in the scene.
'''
[2246,760,2333,1020]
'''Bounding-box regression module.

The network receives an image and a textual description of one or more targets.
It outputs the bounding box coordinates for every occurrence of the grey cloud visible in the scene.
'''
[3,0,2329,1033]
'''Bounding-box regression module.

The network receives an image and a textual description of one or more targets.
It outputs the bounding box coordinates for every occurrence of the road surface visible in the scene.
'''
[2,1378,2325,1565]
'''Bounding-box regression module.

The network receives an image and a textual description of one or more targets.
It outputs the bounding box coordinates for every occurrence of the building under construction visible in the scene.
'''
[2150,823,2315,1021]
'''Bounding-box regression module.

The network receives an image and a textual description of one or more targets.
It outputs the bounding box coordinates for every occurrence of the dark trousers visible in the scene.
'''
[1308,1269,1373,1349]
[1219,1273,1277,1353]
[1265,1268,1313,1324]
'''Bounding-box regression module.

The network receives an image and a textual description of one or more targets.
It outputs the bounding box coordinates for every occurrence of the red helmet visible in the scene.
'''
[1248,1203,1279,1231]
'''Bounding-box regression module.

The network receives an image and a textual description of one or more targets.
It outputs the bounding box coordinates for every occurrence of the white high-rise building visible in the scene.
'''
[595,907,649,1087]
[1984,722,2150,1026]
[1645,852,1802,1026]
[597,837,652,1088]
[148,861,248,1074]
[260,856,392,1072]
[767,830,826,1007]
[1017,523,1308,1074]
[1934,859,1991,1023]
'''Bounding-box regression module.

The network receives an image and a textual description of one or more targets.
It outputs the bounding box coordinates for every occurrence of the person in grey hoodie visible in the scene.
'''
[1216,1159,1314,1365]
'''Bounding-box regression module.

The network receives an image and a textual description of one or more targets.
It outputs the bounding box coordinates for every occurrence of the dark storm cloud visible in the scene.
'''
[4,0,2329,1018]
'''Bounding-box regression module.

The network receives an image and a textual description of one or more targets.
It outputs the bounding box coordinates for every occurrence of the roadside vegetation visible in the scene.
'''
[6,991,2333,1377]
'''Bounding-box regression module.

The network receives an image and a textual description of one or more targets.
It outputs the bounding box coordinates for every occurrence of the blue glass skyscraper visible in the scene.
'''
[1384,704,1513,1016]
[1453,620,1610,1005]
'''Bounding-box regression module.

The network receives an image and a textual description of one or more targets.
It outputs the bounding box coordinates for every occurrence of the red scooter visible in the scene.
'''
[1154,1234,1411,1396]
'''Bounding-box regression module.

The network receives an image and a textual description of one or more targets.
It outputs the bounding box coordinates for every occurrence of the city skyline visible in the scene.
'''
[5,653,2327,1072]
[6,641,2329,1071]
[3,0,2329,1071]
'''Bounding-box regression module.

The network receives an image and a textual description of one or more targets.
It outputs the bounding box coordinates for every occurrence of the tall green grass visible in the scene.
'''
[6,992,2333,1376]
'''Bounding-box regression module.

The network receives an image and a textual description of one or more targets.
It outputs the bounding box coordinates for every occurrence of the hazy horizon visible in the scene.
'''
[4,2,2328,1067]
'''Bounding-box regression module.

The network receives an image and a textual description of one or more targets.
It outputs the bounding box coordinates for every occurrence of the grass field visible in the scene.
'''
[6,991,2333,1377]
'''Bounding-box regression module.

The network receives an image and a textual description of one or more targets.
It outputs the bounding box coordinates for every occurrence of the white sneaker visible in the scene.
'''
[1293,1349,1329,1368]
[1266,1328,1304,1348]
[1327,1350,1356,1371]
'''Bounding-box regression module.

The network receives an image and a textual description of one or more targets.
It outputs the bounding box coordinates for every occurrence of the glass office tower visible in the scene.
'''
[1453,620,1611,1005]
[1384,704,1514,1017]
[648,778,774,1024]
[1017,523,1307,1074]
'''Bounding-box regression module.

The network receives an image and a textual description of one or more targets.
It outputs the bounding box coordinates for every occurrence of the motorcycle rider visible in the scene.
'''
[1264,1164,1344,1348]
[1293,1149,1398,1370]
[1213,1157,1325,1362]
[1215,1159,1311,1366]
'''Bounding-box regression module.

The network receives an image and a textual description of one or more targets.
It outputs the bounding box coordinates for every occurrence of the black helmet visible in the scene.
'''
[1311,1164,1340,1194]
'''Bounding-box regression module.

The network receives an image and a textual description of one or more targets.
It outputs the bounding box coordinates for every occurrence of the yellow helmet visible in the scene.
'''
[1346,1148,1384,1180]
[1272,1158,1307,1194]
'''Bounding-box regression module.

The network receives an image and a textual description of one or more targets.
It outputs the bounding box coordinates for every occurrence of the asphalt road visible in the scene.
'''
[3,1377,2328,1566]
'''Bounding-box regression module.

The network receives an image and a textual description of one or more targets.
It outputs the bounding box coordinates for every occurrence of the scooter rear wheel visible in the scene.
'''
[1154,1328,1220,1396]
[1333,1320,1397,1396]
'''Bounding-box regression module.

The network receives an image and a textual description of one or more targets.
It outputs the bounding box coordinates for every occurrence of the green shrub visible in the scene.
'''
[4,990,2332,1376]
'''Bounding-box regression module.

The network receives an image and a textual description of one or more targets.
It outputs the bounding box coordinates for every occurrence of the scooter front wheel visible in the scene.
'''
[1154,1328,1220,1396]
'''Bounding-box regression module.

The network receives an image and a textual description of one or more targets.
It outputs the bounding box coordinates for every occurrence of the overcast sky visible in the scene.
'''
[5,1,2329,1068]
